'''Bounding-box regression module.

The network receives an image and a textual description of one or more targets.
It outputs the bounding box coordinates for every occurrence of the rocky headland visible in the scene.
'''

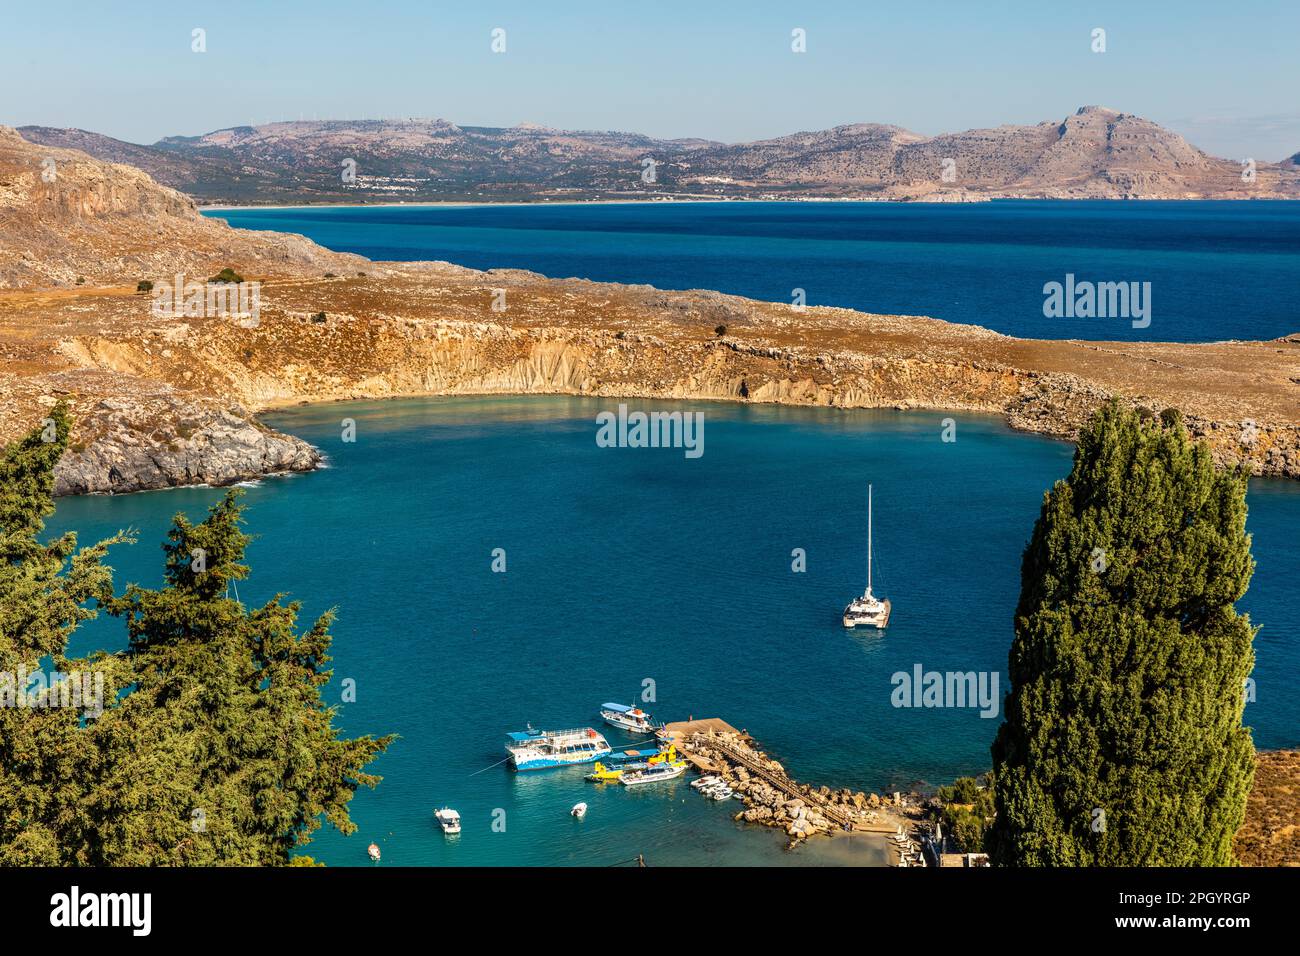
[2,124,1298,494]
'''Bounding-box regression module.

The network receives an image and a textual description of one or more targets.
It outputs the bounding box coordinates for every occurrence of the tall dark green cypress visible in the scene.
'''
[989,401,1256,865]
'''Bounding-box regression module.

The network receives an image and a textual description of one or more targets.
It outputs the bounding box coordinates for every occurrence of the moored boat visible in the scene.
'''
[434,807,461,835]
[843,484,892,629]
[620,761,687,786]
[586,761,623,782]
[571,802,588,818]
[647,745,679,765]
[505,724,612,771]
[600,702,660,734]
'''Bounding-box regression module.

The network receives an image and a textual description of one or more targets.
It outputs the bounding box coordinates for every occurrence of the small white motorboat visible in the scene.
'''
[691,775,721,790]
[709,787,735,800]
[571,802,588,819]
[434,807,462,835]
[620,761,687,786]
[367,842,381,861]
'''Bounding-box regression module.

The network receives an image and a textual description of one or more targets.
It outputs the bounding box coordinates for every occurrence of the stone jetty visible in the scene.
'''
[663,719,909,845]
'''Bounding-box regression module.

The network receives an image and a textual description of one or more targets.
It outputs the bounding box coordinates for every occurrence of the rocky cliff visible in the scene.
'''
[1,127,1298,494]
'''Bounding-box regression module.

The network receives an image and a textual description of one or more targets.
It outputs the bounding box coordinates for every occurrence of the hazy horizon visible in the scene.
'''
[3,0,1299,161]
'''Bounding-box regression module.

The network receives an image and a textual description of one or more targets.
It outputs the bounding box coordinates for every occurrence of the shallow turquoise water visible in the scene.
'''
[206,201,1300,343]
[45,398,1299,866]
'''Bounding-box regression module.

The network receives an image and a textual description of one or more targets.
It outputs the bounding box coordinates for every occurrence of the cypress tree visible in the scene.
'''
[989,401,1256,865]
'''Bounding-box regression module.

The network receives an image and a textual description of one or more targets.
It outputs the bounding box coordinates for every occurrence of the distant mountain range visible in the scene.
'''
[18,106,1300,204]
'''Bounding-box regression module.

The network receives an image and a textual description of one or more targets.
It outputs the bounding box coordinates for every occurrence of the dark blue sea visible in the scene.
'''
[206,200,1300,343]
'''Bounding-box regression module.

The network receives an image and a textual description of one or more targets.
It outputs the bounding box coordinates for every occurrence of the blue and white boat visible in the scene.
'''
[505,725,612,771]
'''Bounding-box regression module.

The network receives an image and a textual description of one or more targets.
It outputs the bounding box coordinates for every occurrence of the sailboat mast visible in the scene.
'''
[867,484,873,594]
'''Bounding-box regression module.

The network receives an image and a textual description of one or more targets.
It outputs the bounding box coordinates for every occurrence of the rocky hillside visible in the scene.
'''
[1235,750,1300,867]
[0,126,365,287]
[19,107,1300,204]
[2,128,1298,494]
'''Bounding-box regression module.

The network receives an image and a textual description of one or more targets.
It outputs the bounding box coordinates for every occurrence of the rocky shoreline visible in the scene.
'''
[49,395,319,496]
[3,125,1298,495]
[674,725,918,849]
[6,274,1297,495]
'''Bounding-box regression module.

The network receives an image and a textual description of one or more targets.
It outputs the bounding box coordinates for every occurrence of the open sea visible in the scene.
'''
[42,203,1300,865]
[206,200,1300,343]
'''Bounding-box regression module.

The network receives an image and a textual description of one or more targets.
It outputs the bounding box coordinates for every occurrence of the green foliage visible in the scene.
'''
[0,410,392,865]
[934,775,995,854]
[136,280,153,293]
[714,324,726,336]
[989,400,1256,866]
[208,267,244,284]
[0,405,129,863]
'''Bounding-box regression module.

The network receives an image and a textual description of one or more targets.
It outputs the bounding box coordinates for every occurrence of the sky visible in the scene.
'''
[2,0,1298,161]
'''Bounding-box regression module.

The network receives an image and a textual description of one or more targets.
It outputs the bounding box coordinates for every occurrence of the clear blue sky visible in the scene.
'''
[2,0,1298,160]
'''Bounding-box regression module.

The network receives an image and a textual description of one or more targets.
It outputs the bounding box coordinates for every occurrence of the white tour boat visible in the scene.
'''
[843,484,892,629]
[505,725,612,771]
[434,807,461,835]
[599,702,659,734]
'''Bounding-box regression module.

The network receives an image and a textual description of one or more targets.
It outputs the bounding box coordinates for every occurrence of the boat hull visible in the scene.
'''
[505,727,612,771]
[843,598,891,629]
[620,763,687,786]
[510,751,609,771]
[602,714,653,733]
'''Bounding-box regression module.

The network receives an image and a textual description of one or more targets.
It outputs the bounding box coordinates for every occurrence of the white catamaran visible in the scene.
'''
[843,484,892,629]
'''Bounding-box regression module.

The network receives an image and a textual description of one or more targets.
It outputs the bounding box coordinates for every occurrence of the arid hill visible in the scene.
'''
[0,124,1297,495]
[0,127,363,288]
[1236,750,1300,867]
[19,106,1300,204]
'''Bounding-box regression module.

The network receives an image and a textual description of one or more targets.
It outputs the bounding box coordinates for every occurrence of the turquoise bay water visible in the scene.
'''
[207,201,1300,343]
[47,398,1300,866]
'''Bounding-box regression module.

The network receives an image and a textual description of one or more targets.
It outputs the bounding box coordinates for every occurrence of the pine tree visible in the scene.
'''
[989,401,1256,865]
[97,489,395,865]
[1,408,392,865]
[0,405,127,864]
